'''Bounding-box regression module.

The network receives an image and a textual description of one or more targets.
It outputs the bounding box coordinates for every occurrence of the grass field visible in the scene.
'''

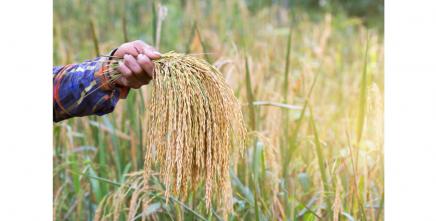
[53,0,384,220]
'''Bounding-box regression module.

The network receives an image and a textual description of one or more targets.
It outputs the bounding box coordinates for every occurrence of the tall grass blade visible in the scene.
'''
[253,174,261,221]
[185,21,197,53]
[122,0,129,42]
[283,71,320,175]
[244,56,256,131]
[196,26,212,63]
[89,19,100,57]
[283,23,293,103]
[280,21,293,219]
[355,33,371,221]
[376,192,384,221]
[356,33,370,144]
[151,1,157,46]
[309,104,332,218]
[282,71,319,219]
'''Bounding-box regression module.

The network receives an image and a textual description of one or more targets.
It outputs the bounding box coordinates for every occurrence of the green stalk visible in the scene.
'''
[89,19,100,57]
[151,1,157,46]
[244,56,256,131]
[245,57,256,176]
[253,174,260,221]
[281,72,319,220]
[103,115,122,179]
[94,121,109,194]
[355,33,370,221]
[376,192,384,221]
[356,33,370,144]
[245,55,261,220]
[81,172,212,221]
[282,21,293,219]
[283,24,293,103]
[185,21,197,53]
[282,72,320,176]
[309,105,332,218]
[121,0,129,42]
[196,26,212,63]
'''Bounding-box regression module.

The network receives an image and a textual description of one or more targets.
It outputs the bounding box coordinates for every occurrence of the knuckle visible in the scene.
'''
[137,58,145,65]
[133,67,142,74]
[143,47,152,53]
[122,72,132,78]
[137,56,146,63]
[126,49,136,56]
[122,67,132,75]
[133,40,145,47]
[124,56,134,64]
[120,43,128,49]
[122,62,131,70]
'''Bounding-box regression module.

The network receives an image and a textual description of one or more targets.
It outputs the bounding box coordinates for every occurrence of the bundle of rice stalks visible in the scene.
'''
[98,52,246,219]
[144,52,246,207]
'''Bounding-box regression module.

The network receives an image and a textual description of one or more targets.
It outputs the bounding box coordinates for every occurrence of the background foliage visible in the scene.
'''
[54,0,384,220]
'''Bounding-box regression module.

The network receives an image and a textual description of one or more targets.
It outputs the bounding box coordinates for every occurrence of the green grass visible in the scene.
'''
[53,0,384,220]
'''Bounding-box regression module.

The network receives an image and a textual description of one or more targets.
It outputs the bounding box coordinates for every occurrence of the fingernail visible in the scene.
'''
[152,51,161,56]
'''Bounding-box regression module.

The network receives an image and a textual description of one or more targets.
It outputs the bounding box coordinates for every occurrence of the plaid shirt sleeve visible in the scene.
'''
[53,56,129,122]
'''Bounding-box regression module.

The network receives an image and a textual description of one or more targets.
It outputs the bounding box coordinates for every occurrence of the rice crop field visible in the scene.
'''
[53,0,384,220]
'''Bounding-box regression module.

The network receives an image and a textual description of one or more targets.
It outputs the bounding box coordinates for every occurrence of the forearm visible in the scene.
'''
[53,57,128,122]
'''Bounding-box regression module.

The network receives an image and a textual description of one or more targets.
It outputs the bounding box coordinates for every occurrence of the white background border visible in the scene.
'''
[0,0,53,220]
[385,0,436,220]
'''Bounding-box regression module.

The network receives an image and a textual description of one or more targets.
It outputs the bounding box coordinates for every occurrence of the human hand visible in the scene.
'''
[113,40,161,89]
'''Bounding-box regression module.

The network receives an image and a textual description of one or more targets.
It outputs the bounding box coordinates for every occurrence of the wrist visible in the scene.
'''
[94,58,117,91]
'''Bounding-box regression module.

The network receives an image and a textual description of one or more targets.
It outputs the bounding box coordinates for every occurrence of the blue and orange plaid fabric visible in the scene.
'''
[53,56,128,122]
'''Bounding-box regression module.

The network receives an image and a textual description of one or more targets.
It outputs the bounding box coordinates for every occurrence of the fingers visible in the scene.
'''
[133,40,161,60]
[143,49,161,60]
[116,61,142,89]
[124,54,142,75]
[125,54,152,83]
[115,54,153,89]
[112,40,160,89]
[115,41,146,58]
[114,43,139,57]
[137,54,154,78]
[114,40,161,61]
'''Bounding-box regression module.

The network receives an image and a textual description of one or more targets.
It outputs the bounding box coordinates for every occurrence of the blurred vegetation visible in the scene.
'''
[245,0,383,28]
[54,0,383,220]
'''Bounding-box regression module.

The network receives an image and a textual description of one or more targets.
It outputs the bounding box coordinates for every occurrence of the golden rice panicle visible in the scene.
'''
[143,52,247,211]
